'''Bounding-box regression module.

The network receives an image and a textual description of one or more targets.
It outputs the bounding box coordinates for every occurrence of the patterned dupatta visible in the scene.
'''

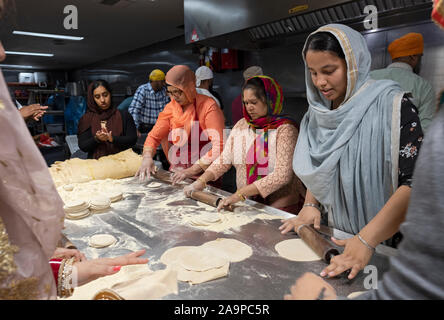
[244,76,297,185]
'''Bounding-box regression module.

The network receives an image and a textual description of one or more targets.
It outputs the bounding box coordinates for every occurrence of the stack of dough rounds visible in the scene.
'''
[63,200,90,220]
[108,190,123,203]
[89,195,111,213]
[89,234,117,248]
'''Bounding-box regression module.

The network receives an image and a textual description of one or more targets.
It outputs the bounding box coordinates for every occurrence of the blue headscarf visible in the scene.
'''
[293,24,405,234]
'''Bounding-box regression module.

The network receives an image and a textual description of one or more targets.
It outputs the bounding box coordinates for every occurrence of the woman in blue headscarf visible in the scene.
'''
[280,24,423,280]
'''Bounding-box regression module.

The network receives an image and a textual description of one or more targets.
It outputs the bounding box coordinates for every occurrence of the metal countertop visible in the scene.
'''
[62,172,395,300]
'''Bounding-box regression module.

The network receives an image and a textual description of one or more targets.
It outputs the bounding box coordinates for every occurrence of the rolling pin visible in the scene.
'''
[297,224,339,263]
[190,190,234,212]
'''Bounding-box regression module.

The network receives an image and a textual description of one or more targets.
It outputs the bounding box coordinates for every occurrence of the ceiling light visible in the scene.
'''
[13,30,84,41]
[0,64,35,69]
[5,51,54,57]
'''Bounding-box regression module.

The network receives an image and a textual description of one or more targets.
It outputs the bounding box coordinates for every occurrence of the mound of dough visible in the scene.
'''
[201,238,253,262]
[275,238,321,262]
[89,234,117,248]
[49,149,142,187]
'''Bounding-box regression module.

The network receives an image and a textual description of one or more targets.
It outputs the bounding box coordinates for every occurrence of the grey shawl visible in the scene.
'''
[293,24,405,234]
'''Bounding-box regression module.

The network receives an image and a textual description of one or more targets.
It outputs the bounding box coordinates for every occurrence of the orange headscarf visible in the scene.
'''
[144,65,225,165]
[388,33,424,60]
[163,65,197,145]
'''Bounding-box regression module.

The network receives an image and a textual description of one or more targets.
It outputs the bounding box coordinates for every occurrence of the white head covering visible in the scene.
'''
[195,66,214,87]
[243,66,263,80]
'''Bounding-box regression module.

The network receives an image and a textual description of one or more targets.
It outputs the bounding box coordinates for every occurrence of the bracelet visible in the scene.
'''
[236,190,246,201]
[197,159,207,171]
[303,203,321,211]
[357,234,375,251]
[57,257,75,298]
[197,177,207,187]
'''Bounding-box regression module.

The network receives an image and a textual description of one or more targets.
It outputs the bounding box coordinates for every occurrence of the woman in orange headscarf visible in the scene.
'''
[136,65,225,183]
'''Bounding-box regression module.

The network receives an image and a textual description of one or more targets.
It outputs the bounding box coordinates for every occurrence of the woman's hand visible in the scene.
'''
[171,167,195,185]
[284,272,337,300]
[279,206,321,234]
[320,236,374,280]
[95,130,109,142]
[183,180,206,197]
[135,156,157,182]
[51,247,86,262]
[217,194,241,211]
[73,249,149,287]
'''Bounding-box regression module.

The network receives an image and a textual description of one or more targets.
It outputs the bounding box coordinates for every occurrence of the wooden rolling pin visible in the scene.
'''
[297,224,339,263]
[190,190,234,212]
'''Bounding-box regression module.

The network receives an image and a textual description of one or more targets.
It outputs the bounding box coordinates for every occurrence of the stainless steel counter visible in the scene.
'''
[62,172,395,300]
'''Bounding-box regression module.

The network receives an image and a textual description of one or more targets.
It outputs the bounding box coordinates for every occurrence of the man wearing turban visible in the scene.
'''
[128,69,170,136]
[370,33,436,132]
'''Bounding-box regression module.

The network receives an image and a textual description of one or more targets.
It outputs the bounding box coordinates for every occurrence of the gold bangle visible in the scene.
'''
[59,257,75,298]
[197,177,207,187]
[197,159,207,171]
[236,190,246,201]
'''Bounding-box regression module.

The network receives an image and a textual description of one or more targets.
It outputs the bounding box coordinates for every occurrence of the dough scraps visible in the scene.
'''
[274,238,321,262]
[89,234,117,248]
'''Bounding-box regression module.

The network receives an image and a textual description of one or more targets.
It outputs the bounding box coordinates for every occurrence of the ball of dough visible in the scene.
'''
[89,234,117,248]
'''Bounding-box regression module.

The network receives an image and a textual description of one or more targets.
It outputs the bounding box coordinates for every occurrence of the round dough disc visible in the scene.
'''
[201,238,252,262]
[108,190,123,202]
[160,246,196,265]
[89,234,117,248]
[147,182,163,189]
[275,238,321,262]
[178,247,228,272]
[90,196,111,210]
[63,184,75,191]
[190,212,221,226]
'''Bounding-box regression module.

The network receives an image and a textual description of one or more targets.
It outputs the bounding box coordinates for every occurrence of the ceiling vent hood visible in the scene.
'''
[184,0,433,49]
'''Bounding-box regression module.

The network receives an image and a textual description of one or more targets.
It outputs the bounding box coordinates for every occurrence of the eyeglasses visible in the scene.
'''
[166,89,183,97]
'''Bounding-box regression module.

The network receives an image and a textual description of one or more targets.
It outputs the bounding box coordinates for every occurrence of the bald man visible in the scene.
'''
[370,33,436,132]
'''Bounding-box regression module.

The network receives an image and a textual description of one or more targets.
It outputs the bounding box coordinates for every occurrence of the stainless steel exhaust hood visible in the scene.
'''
[184,0,433,49]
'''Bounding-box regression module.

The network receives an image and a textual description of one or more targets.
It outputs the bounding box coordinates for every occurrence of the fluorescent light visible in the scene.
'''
[13,30,84,41]
[5,51,54,57]
[0,64,35,69]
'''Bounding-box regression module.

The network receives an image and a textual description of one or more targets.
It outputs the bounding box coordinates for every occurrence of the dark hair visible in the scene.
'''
[242,77,267,104]
[90,79,113,105]
[303,32,345,59]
